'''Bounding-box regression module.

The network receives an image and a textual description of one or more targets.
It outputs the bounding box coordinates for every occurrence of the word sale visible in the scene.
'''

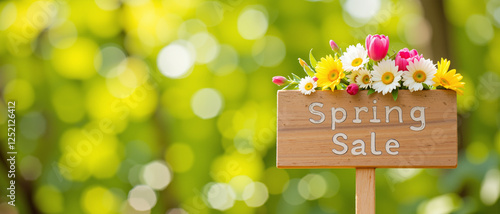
[308,100,426,156]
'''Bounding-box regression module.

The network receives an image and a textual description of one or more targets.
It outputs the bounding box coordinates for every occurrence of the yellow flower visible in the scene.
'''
[432,58,465,95]
[315,55,345,91]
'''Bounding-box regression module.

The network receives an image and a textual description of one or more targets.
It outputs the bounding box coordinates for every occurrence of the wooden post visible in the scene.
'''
[356,168,375,214]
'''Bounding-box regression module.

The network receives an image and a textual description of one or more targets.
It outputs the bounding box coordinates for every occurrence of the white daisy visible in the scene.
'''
[403,58,437,92]
[372,59,402,95]
[348,69,360,84]
[356,68,372,89]
[340,43,369,72]
[298,76,317,95]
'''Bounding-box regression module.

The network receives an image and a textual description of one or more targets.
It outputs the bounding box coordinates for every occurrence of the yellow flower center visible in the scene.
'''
[412,70,426,83]
[381,72,395,84]
[440,78,450,86]
[328,69,340,82]
[305,82,313,90]
[351,58,363,67]
[362,75,370,84]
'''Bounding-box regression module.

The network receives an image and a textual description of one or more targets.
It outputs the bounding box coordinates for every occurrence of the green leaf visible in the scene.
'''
[389,50,398,60]
[292,73,301,82]
[392,89,399,101]
[302,65,315,77]
[367,88,376,95]
[422,83,432,90]
[309,49,317,68]
[366,60,374,70]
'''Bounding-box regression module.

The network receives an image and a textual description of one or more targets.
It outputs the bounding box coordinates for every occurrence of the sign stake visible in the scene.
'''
[356,168,375,214]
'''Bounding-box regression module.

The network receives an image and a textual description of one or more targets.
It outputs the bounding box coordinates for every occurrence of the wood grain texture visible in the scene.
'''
[356,168,375,214]
[277,90,457,168]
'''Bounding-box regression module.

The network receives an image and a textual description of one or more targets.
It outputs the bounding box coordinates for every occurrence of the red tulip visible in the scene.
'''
[365,34,389,61]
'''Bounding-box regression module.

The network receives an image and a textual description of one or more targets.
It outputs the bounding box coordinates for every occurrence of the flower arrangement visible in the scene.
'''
[272,34,465,100]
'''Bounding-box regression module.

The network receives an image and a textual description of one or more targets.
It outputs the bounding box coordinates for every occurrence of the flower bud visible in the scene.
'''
[346,83,359,95]
[272,76,288,86]
[330,40,340,52]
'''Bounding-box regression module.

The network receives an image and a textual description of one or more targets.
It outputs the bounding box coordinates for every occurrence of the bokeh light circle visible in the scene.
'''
[3,79,35,111]
[242,182,269,207]
[165,143,194,173]
[52,38,99,79]
[206,183,236,211]
[178,19,207,39]
[189,32,220,64]
[343,0,381,21]
[128,185,157,211]
[208,44,239,76]
[157,40,196,79]
[19,155,42,181]
[191,88,224,119]
[95,45,127,78]
[238,8,268,40]
[298,173,327,200]
[82,186,119,214]
[465,14,494,45]
[252,36,286,67]
[229,175,253,200]
[48,21,78,49]
[35,185,63,213]
[141,161,172,190]
[282,179,305,205]
[19,111,46,140]
[263,167,289,195]
[0,3,16,30]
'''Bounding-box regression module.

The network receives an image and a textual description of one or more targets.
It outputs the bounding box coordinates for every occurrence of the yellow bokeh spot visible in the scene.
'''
[86,79,128,133]
[3,79,35,111]
[35,185,64,213]
[165,143,194,173]
[58,128,123,180]
[211,151,264,183]
[86,4,120,38]
[51,83,85,123]
[263,167,289,195]
[81,186,119,214]
[52,38,98,79]
[466,141,489,164]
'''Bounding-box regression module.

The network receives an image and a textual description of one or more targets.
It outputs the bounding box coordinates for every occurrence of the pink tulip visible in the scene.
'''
[330,40,340,52]
[394,48,423,71]
[272,76,288,86]
[365,34,389,61]
[346,83,359,95]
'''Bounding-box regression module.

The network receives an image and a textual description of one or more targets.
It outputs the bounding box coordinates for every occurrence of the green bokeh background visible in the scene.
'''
[0,0,499,213]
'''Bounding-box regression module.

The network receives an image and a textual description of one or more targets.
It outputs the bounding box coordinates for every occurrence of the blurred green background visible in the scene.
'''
[0,0,499,213]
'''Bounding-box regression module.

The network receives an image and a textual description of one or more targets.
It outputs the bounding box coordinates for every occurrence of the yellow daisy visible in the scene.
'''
[432,58,465,95]
[315,55,345,91]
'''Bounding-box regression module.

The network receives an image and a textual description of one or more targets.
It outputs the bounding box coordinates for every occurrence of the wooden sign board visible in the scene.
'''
[277,90,457,168]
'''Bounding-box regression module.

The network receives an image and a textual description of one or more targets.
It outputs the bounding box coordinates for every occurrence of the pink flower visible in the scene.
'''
[272,76,288,86]
[365,34,389,61]
[330,40,340,52]
[312,76,318,82]
[346,83,359,95]
[395,48,423,71]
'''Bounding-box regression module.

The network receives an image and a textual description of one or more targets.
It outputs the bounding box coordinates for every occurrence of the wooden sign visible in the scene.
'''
[277,90,457,168]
